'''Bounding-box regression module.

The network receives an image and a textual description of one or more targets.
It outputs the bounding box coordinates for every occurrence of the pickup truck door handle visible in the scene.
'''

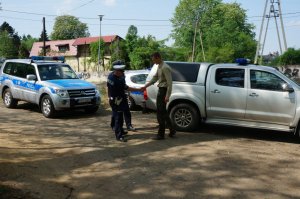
[249,93,259,97]
[211,89,220,93]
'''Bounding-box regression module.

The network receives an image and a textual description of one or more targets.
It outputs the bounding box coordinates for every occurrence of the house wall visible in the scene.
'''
[65,56,111,72]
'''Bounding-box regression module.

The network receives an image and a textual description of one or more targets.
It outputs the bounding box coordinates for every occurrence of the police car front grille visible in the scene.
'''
[68,89,96,98]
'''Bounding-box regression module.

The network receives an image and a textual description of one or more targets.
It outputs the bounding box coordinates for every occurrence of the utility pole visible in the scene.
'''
[43,17,46,56]
[254,0,287,64]
[254,0,268,64]
[98,15,104,71]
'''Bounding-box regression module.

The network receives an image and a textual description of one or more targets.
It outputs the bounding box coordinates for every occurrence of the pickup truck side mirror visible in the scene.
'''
[282,83,294,93]
[26,74,37,81]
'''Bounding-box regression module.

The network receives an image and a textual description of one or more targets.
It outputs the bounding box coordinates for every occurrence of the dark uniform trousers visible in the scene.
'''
[157,87,174,137]
[110,97,132,129]
[110,98,127,139]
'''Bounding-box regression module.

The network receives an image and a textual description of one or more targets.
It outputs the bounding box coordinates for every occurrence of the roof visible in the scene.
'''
[72,35,120,46]
[30,39,77,57]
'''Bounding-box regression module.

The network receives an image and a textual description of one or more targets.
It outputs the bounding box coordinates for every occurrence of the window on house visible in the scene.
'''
[58,44,70,52]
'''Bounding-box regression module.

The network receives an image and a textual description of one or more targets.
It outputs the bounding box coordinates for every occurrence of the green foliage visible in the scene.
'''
[204,3,256,62]
[268,56,280,66]
[0,22,20,58]
[89,39,105,62]
[19,35,38,58]
[171,0,256,63]
[279,48,300,66]
[39,30,49,42]
[0,31,16,58]
[129,35,160,69]
[51,15,90,40]
[125,25,138,54]
[160,46,189,62]
[110,40,128,68]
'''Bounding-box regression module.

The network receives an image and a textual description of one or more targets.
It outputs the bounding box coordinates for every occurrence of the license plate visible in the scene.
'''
[78,98,91,103]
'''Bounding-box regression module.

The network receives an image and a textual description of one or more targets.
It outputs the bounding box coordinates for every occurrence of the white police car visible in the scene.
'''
[0,56,101,118]
[125,69,149,109]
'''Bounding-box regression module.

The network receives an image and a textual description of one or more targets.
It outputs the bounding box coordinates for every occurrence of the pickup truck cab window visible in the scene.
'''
[250,70,286,91]
[215,68,244,88]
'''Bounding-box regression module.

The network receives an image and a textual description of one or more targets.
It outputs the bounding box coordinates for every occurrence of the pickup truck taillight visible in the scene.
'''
[143,90,148,100]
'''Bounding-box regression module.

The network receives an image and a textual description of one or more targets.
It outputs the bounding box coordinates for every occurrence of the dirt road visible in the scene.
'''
[0,102,300,199]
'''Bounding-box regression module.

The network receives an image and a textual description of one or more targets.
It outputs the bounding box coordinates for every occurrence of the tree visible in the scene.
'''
[171,0,221,56]
[204,3,256,62]
[125,25,138,54]
[89,39,106,70]
[129,35,160,69]
[0,22,20,58]
[171,0,256,63]
[19,35,38,58]
[51,15,90,40]
[110,40,128,67]
[279,48,300,66]
[39,30,49,42]
[0,31,16,58]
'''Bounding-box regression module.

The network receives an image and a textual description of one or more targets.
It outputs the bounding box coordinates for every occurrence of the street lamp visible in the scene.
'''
[98,15,104,70]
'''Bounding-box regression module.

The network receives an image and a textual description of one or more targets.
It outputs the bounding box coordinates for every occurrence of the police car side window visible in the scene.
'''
[13,63,27,78]
[3,62,13,75]
[26,65,36,76]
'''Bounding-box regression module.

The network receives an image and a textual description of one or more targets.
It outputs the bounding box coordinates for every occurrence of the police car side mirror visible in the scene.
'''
[27,74,37,81]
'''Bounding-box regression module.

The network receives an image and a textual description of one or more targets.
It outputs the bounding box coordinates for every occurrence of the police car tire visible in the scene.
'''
[3,88,18,108]
[84,106,99,114]
[170,103,199,132]
[41,95,56,118]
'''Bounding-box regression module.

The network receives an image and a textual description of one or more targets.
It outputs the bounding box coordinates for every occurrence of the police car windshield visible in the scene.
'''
[38,64,78,80]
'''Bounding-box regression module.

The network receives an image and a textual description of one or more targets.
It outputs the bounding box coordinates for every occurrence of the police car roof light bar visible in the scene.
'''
[235,58,250,66]
[30,56,65,63]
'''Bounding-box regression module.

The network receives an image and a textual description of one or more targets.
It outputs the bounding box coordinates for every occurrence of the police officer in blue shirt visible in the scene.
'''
[107,60,142,142]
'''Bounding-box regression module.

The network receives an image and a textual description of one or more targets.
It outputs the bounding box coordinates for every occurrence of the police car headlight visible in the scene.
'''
[55,89,69,98]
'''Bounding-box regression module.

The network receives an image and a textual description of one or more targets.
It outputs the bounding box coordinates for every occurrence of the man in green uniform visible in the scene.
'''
[143,52,176,140]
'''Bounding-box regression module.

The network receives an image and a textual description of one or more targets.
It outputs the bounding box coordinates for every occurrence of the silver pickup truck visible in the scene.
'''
[145,59,300,138]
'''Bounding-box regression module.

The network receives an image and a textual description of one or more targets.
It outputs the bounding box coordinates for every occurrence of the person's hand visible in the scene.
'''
[164,96,169,103]
[141,86,146,91]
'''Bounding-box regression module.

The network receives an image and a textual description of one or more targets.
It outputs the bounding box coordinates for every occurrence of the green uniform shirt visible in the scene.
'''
[149,61,173,98]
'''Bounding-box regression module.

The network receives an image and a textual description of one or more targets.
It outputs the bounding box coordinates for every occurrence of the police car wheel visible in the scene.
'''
[41,95,56,118]
[3,88,18,108]
[84,106,99,114]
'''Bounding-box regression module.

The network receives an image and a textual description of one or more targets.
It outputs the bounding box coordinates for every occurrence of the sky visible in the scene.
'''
[0,0,299,55]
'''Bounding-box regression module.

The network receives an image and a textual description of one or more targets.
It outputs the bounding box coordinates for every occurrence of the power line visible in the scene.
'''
[68,0,96,12]
[1,9,170,21]
[0,15,171,27]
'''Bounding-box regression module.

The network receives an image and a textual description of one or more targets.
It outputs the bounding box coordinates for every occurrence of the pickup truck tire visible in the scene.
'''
[3,88,18,108]
[295,123,300,142]
[170,103,199,132]
[41,95,56,118]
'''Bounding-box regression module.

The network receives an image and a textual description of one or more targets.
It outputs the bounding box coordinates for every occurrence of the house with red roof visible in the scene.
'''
[30,35,123,72]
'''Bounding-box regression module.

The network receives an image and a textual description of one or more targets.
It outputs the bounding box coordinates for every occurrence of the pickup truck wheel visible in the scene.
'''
[41,95,56,118]
[295,124,300,142]
[3,88,18,108]
[85,106,99,114]
[170,103,199,132]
